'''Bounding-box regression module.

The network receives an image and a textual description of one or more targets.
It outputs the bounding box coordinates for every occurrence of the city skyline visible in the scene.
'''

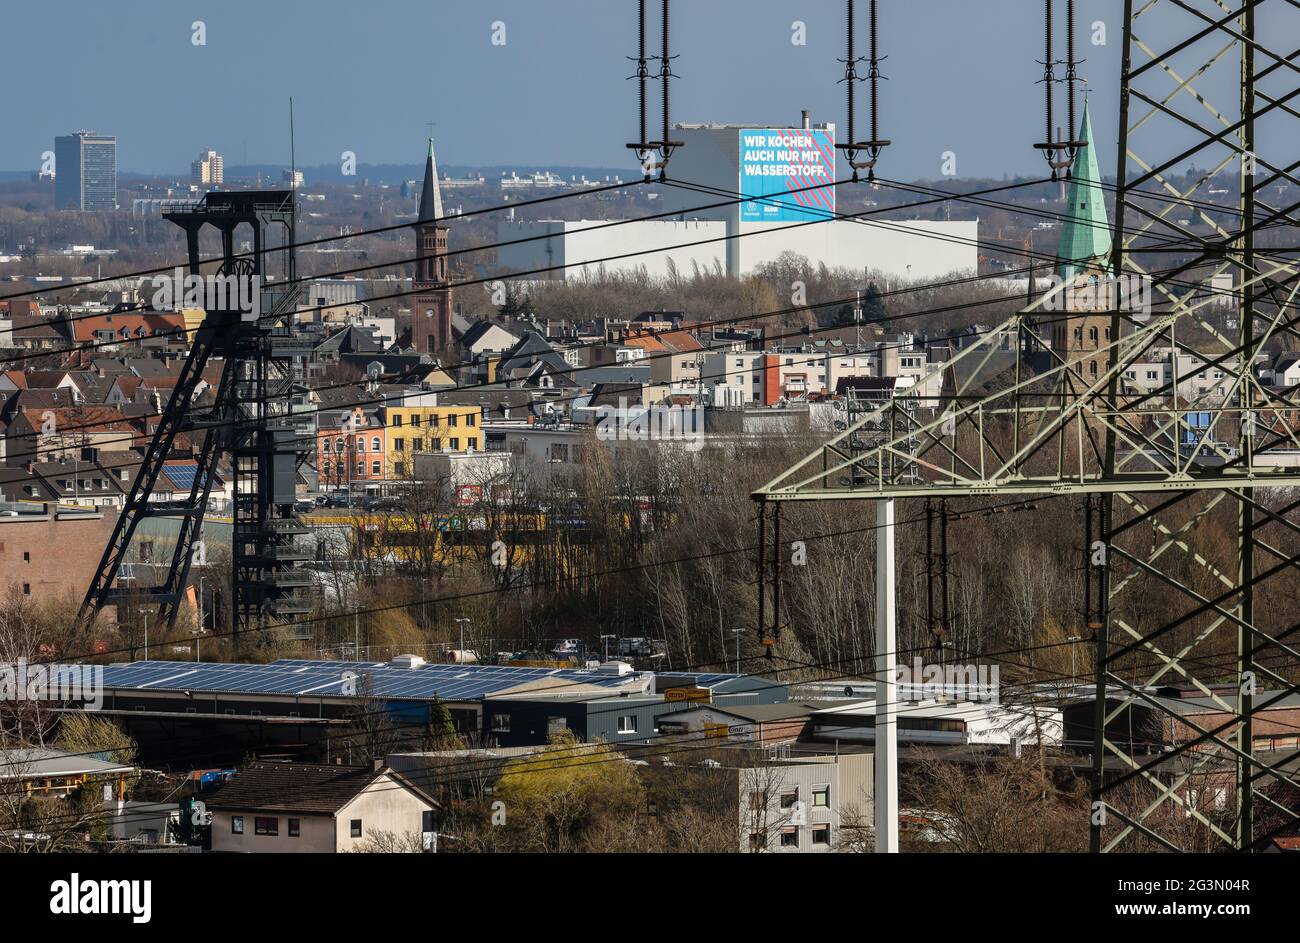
[3,0,1144,179]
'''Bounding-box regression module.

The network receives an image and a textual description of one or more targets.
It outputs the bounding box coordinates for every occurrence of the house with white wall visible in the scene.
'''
[207,762,438,853]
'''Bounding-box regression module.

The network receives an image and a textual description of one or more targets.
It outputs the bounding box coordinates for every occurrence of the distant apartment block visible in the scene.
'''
[191,148,224,186]
[54,131,117,211]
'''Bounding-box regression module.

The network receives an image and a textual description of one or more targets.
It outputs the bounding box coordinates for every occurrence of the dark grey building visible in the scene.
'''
[55,131,117,211]
[483,674,792,748]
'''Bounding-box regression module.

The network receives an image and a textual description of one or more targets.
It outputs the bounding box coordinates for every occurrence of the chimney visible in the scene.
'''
[372,758,384,772]
[801,110,810,130]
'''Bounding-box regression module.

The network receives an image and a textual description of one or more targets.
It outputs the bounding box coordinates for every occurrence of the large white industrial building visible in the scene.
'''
[496,116,978,283]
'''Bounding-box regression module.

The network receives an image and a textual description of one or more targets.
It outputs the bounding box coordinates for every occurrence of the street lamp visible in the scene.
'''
[454,617,471,660]
[600,634,615,662]
[731,628,743,674]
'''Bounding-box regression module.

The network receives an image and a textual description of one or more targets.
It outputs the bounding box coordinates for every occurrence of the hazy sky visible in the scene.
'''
[2,1,1152,178]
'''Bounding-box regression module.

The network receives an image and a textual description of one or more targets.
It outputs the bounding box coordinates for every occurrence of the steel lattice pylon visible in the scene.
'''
[755,0,1300,851]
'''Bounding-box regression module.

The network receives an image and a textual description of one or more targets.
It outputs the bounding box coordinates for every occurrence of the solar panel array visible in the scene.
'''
[99,658,652,702]
[162,464,201,491]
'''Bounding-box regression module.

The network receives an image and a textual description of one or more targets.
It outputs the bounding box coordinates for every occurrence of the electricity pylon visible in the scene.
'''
[755,0,1300,852]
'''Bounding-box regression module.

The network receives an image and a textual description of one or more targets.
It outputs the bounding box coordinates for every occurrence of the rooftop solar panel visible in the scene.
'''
[162,464,203,491]
[100,657,649,702]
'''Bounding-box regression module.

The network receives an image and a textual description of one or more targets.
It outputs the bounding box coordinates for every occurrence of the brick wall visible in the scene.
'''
[0,507,118,606]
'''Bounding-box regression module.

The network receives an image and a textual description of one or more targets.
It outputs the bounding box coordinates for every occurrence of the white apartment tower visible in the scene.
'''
[191,149,224,186]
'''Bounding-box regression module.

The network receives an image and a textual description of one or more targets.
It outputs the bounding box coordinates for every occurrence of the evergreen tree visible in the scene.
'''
[862,281,889,325]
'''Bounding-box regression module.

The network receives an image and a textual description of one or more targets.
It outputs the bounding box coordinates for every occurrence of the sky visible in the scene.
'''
[0,0,1225,180]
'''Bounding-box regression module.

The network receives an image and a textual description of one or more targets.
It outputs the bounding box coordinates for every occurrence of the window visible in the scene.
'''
[394,439,405,452]
[356,462,364,477]
[22,583,30,596]
[450,438,460,451]
[287,818,300,838]
[413,438,424,452]
[749,832,766,852]
[617,714,638,734]
[254,816,278,836]
[422,810,435,833]
[490,713,511,733]
[749,790,766,811]
[335,437,344,452]
[466,414,476,427]
[448,414,458,427]
[350,819,362,839]
[779,789,799,810]
[231,816,244,835]
[22,552,29,563]
[811,824,831,846]
[371,461,381,476]
[392,414,403,427]
[812,786,830,807]
[779,827,799,848]
[371,437,380,451]
[412,414,422,427]
[356,438,365,453]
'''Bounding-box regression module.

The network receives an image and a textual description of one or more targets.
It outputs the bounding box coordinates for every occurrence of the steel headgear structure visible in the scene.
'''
[79,192,314,641]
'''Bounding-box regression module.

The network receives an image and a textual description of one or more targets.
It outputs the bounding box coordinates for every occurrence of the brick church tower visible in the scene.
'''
[412,139,453,357]
[1049,100,1116,386]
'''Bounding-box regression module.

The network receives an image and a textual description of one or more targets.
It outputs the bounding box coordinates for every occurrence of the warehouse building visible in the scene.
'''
[88,657,789,764]
[496,116,976,282]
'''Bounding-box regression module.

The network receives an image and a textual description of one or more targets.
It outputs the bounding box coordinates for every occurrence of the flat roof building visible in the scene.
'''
[55,131,117,211]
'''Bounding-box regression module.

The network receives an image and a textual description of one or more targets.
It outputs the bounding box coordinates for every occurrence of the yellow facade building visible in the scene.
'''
[381,404,483,478]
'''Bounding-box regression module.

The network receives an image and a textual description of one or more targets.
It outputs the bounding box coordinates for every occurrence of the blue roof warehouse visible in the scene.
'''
[91,656,788,766]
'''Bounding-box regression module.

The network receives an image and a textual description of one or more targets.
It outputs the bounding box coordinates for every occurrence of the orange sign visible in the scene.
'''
[664,686,711,704]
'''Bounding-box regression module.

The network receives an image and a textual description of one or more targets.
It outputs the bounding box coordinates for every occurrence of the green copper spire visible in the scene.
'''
[1057,100,1112,282]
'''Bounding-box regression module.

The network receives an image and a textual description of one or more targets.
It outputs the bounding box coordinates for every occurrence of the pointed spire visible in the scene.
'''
[418,137,443,223]
[1057,99,1112,282]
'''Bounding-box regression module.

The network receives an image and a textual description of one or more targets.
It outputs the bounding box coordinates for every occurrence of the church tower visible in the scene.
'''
[1049,100,1116,385]
[412,138,453,357]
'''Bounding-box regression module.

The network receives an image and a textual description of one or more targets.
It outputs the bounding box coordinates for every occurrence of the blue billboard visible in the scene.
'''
[739,128,836,222]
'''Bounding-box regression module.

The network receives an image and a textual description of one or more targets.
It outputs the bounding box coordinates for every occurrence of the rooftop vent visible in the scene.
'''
[389,654,426,670]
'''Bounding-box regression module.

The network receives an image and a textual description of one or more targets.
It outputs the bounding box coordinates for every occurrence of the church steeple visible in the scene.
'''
[411,138,452,358]
[1057,100,1112,282]
[418,137,443,222]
